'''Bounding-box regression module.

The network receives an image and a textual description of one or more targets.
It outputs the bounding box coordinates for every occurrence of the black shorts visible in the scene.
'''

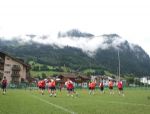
[49,86,56,91]
[89,87,95,90]
[41,86,45,90]
[109,86,113,89]
[68,88,74,92]
[100,87,104,91]
[2,85,6,89]
[118,88,123,91]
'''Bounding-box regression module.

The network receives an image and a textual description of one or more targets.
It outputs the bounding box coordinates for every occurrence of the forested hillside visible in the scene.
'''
[1,30,150,76]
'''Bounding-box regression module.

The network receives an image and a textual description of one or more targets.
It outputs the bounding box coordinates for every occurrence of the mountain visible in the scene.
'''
[0,31,150,76]
[95,39,150,76]
[58,29,94,38]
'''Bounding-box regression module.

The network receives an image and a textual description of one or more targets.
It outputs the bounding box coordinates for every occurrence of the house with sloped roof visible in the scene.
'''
[0,51,30,84]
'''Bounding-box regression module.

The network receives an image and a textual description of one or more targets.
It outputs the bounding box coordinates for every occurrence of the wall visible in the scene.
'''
[4,55,27,83]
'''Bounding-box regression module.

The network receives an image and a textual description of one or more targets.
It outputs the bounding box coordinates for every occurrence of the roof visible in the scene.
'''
[0,51,30,68]
[61,73,76,78]
[58,73,90,80]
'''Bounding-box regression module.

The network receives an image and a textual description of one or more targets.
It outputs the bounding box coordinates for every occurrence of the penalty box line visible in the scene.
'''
[31,95,77,114]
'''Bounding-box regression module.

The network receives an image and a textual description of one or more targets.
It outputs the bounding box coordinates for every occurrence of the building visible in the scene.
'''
[140,77,150,85]
[90,75,126,87]
[0,51,30,84]
[49,73,90,88]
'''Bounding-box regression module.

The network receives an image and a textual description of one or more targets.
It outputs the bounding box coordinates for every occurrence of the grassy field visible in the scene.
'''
[0,88,150,114]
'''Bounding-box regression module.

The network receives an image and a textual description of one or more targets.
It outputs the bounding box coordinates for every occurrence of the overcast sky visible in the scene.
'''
[0,0,150,55]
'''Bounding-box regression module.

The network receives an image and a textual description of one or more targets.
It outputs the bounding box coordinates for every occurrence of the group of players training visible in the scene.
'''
[37,78,124,97]
[1,76,124,97]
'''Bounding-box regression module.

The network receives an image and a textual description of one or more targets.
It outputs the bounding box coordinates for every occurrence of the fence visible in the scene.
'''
[3,82,149,90]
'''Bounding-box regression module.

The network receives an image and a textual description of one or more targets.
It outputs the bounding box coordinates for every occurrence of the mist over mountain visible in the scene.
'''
[0,29,150,76]
[0,30,126,55]
[58,29,94,38]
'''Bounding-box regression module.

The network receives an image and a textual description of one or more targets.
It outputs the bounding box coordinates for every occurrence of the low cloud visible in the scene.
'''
[1,33,127,56]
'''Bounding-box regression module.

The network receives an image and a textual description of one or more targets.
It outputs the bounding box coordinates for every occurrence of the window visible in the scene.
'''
[12,71,19,74]
[5,64,11,67]
[13,65,20,67]
[12,65,21,71]
[4,71,10,74]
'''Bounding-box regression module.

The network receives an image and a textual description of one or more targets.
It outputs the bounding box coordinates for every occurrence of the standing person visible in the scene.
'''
[99,79,104,94]
[65,79,70,96]
[40,80,46,95]
[48,79,56,97]
[65,79,75,97]
[37,80,42,93]
[88,81,92,94]
[108,80,114,95]
[88,80,96,95]
[68,79,74,97]
[117,80,124,96]
[1,76,7,95]
[59,83,63,92]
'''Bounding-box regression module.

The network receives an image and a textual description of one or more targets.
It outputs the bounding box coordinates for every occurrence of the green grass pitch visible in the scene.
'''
[0,88,150,114]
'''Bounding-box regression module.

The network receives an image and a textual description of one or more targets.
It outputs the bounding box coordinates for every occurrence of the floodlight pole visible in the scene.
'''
[118,49,120,81]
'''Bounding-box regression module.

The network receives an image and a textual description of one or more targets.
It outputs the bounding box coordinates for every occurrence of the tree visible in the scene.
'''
[95,69,105,75]
[126,77,134,85]
[40,65,49,71]
[32,66,40,71]
[42,73,47,79]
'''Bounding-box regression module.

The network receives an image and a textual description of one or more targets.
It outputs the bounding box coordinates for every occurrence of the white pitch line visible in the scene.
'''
[31,95,77,114]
